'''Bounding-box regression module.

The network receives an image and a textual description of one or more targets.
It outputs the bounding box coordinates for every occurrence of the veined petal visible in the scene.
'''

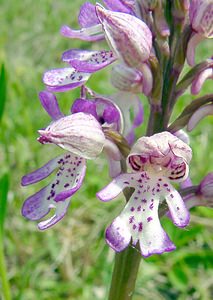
[190,0,213,37]
[111,64,143,93]
[38,112,106,159]
[96,5,152,69]
[43,68,91,92]
[60,24,104,41]
[62,49,117,73]
[39,91,64,120]
[128,132,192,181]
[140,63,153,96]
[187,104,213,131]
[78,2,99,27]
[22,154,86,230]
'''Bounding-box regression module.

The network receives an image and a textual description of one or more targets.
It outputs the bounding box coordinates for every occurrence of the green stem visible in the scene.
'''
[108,246,141,300]
[0,239,11,300]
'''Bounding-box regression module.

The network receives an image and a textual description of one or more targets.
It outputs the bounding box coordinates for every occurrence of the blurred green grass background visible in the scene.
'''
[0,0,213,299]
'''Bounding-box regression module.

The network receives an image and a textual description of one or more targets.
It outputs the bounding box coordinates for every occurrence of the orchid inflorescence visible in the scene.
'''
[22,0,213,258]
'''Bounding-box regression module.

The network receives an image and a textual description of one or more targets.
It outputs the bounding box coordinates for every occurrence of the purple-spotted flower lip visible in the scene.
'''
[62,49,117,73]
[22,153,87,230]
[43,67,91,93]
[127,132,192,182]
[96,131,192,257]
[97,170,190,257]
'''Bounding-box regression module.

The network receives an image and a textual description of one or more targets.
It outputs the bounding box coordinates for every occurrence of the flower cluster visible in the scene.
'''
[22,0,212,257]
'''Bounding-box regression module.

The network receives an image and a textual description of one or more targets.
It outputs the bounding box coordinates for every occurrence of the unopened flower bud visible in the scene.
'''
[111,64,143,93]
[95,4,152,70]
[198,173,213,199]
[189,0,213,38]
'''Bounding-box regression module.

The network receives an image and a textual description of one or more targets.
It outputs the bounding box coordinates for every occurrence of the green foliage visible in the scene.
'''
[0,174,9,236]
[0,1,212,299]
[0,64,6,123]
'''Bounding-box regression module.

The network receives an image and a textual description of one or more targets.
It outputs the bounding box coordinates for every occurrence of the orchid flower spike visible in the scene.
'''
[187,0,213,66]
[97,132,192,257]
[22,91,124,229]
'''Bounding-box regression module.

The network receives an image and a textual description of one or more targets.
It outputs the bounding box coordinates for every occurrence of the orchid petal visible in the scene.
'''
[98,172,178,256]
[111,92,143,144]
[187,104,213,131]
[38,113,106,159]
[60,24,104,42]
[96,5,152,69]
[22,154,86,230]
[173,130,190,145]
[181,176,193,189]
[104,139,122,178]
[62,49,117,73]
[106,216,132,252]
[39,91,64,120]
[190,0,213,38]
[128,132,192,178]
[186,33,205,66]
[164,181,190,227]
[198,172,213,198]
[140,63,153,96]
[111,64,143,93]
[22,155,66,186]
[78,2,99,27]
[43,68,91,92]
[191,67,213,95]
[102,0,134,14]
[71,98,98,119]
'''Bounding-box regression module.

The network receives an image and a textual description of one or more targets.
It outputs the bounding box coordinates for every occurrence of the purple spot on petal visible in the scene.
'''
[138,222,143,232]
[133,224,137,230]
[147,217,153,222]
[129,216,134,224]
[137,206,141,211]
[149,203,154,210]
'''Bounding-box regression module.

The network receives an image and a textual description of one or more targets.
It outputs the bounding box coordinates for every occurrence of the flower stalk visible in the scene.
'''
[108,245,141,300]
